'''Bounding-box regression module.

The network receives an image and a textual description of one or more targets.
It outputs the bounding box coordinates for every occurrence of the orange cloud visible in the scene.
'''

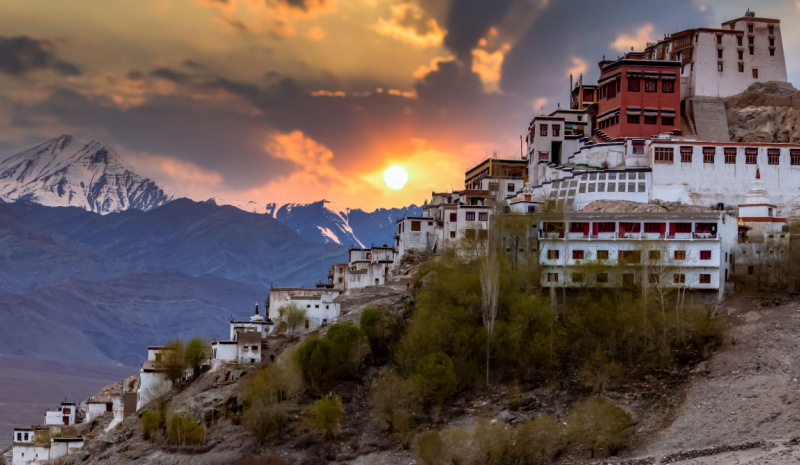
[372,2,446,48]
[471,43,511,94]
[567,56,587,78]
[311,90,347,97]
[412,55,455,79]
[196,0,335,36]
[308,26,326,40]
[387,88,417,99]
[610,23,656,53]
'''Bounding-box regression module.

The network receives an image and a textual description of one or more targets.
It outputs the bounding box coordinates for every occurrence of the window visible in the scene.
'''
[597,250,609,260]
[738,36,743,46]
[411,221,420,231]
[791,150,800,165]
[738,63,744,73]
[703,147,715,163]
[662,117,674,126]
[607,82,617,99]
[770,38,775,47]
[769,25,774,35]
[662,80,674,93]
[770,49,775,56]
[644,223,662,233]
[674,250,686,260]
[572,273,584,283]
[644,115,657,125]
[449,231,456,238]
[724,148,736,164]
[478,229,488,240]
[628,78,640,91]
[748,35,754,44]
[507,183,515,192]
[478,212,488,221]
[597,273,608,283]
[716,35,722,45]
[619,273,632,287]
[753,68,758,79]
[597,223,616,233]
[746,148,757,164]
[649,250,661,260]
[465,229,476,239]
[627,114,640,124]
[552,125,560,137]
[738,50,743,60]
[749,46,754,55]
[572,250,584,260]
[748,265,754,275]
[654,147,674,163]
[718,62,723,72]
[717,49,723,59]
[547,250,559,260]
[619,250,640,264]
[674,223,691,233]
[674,273,686,284]
[449,213,456,222]
[465,212,475,221]
[700,250,711,260]
[644,79,657,92]
[540,124,547,136]
[547,273,559,283]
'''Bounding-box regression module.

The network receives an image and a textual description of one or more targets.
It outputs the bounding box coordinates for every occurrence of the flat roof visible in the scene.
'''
[537,211,726,220]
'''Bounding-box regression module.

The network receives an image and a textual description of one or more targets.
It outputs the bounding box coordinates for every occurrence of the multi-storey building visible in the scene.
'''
[536,211,737,300]
[322,246,396,290]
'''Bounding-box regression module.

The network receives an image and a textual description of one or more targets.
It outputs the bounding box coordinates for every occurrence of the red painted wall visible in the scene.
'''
[596,61,681,138]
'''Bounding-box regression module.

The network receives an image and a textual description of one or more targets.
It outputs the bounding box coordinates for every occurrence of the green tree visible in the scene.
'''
[140,410,160,442]
[414,431,446,465]
[306,395,343,439]
[167,413,205,446]
[516,415,564,465]
[360,307,387,352]
[185,337,207,378]
[413,352,457,405]
[162,339,187,384]
[369,368,421,435]
[277,302,307,336]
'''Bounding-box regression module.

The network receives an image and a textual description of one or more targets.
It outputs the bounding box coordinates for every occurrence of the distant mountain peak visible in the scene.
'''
[0,135,172,214]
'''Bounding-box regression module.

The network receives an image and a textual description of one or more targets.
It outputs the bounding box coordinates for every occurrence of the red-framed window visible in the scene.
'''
[662,80,675,93]
[572,250,584,260]
[449,213,456,222]
[703,147,715,163]
[478,212,488,221]
[745,148,758,164]
[645,79,657,92]
[465,212,475,221]
[700,250,711,260]
[628,78,640,91]
[791,149,800,165]
[597,250,609,260]
[552,125,560,137]
[654,147,674,163]
[547,273,558,282]
[644,222,664,233]
[596,222,616,233]
[674,223,692,233]
[768,149,780,165]
[724,148,736,164]
[540,124,547,136]
[547,250,559,260]
[699,274,711,284]
[680,146,693,163]
[674,273,686,284]
[674,250,687,260]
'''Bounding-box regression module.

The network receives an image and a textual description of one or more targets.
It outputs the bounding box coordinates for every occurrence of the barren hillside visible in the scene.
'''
[726,81,800,143]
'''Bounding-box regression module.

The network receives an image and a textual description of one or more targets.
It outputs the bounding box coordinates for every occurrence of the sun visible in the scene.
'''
[383,165,408,190]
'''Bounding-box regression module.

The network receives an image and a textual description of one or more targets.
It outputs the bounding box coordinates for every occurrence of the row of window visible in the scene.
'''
[546,272,712,284]
[718,62,763,75]
[599,114,675,130]
[539,124,561,137]
[654,146,800,165]
[546,249,712,261]
[626,78,674,93]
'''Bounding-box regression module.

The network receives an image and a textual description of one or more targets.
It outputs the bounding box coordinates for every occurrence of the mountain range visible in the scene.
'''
[0,135,421,366]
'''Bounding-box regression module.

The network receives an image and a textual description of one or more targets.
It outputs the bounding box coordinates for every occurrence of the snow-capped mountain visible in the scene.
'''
[265,200,422,248]
[0,135,172,214]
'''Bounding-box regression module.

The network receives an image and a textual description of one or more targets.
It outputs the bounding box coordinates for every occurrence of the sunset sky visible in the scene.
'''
[1,0,799,210]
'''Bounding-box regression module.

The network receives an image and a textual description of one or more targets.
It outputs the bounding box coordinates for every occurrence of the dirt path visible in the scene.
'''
[627,294,800,463]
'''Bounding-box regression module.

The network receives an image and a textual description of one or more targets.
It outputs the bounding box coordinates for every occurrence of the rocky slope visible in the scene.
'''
[726,81,800,143]
[0,135,172,214]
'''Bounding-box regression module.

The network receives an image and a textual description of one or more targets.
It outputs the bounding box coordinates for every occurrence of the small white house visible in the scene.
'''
[136,346,176,410]
[268,287,341,330]
[44,402,76,426]
[11,429,84,465]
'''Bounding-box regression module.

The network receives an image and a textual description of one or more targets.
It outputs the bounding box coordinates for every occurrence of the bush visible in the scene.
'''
[360,307,387,352]
[413,352,457,405]
[277,302,307,336]
[516,415,564,464]
[240,349,303,444]
[472,420,515,465]
[296,323,369,391]
[565,397,633,458]
[577,350,621,393]
[167,413,205,446]
[369,368,420,435]
[306,395,343,439]
[414,431,446,465]
[185,337,208,377]
[141,411,160,441]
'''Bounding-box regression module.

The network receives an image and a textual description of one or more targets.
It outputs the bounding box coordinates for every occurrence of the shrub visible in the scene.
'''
[369,368,420,435]
[577,350,621,393]
[360,307,387,352]
[167,413,205,446]
[185,337,208,377]
[516,415,564,464]
[565,397,633,458]
[296,323,369,391]
[140,411,160,441]
[277,302,307,336]
[414,431,446,465]
[306,395,343,440]
[413,352,457,405]
[240,349,303,444]
[472,420,515,465]
[296,336,333,391]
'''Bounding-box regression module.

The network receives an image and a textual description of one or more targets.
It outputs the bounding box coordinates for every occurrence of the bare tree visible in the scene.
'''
[480,247,500,386]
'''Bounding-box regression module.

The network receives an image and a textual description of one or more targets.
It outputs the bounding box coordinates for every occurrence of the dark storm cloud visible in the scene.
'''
[0,36,82,76]
[151,67,191,84]
[127,70,144,80]
[281,0,332,13]
[438,0,514,58]
[181,60,206,70]
[205,78,260,100]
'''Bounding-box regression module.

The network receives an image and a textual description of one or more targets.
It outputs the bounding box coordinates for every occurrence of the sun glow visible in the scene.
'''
[383,165,408,190]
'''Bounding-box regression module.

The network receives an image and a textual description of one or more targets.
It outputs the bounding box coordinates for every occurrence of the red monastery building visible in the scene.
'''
[595,52,682,139]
